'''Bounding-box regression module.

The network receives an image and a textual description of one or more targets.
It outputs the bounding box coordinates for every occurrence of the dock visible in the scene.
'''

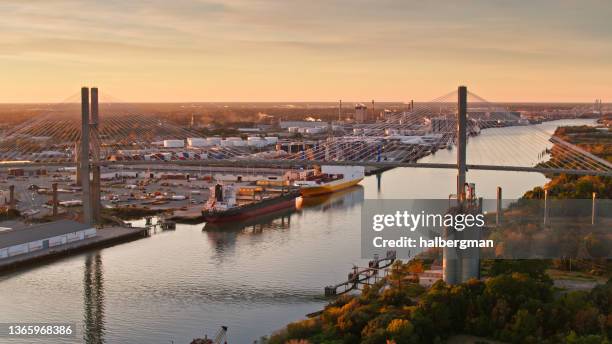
[167,208,204,223]
[324,250,396,296]
[0,226,148,273]
[364,166,395,176]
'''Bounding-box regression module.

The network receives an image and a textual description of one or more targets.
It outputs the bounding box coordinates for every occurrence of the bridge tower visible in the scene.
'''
[80,87,92,225]
[457,86,467,201]
[79,87,102,225]
[443,85,480,285]
[90,87,102,224]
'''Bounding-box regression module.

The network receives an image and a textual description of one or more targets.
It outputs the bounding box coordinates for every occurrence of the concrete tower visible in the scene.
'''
[90,87,101,224]
[443,85,479,285]
[80,87,92,225]
[457,86,467,200]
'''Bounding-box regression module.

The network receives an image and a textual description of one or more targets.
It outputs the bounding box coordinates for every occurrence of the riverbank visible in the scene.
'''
[264,122,611,343]
[0,119,599,344]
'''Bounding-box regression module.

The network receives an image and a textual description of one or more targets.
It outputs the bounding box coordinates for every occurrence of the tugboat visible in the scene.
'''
[294,165,364,197]
[201,183,300,223]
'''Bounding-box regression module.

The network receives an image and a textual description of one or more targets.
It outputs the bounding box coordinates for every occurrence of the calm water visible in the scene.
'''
[0,119,595,343]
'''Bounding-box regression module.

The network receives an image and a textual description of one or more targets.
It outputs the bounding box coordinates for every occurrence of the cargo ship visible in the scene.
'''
[203,206,296,232]
[201,183,300,223]
[294,165,364,197]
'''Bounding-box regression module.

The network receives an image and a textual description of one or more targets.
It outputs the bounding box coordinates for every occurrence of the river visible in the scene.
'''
[0,119,595,343]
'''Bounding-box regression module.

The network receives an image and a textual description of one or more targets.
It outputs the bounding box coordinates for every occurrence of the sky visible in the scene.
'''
[0,0,611,103]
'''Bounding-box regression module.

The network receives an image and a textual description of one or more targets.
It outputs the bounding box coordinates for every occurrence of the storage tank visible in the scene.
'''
[247,138,266,148]
[264,137,278,145]
[306,127,324,134]
[207,137,222,145]
[163,139,185,148]
[220,140,234,147]
[232,140,247,147]
[385,128,397,136]
[363,128,375,135]
[188,138,208,147]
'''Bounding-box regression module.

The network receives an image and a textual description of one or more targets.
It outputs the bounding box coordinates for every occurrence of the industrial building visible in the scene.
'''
[0,220,96,260]
[431,116,457,133]
[355,104,368,123]
[279,120,326,129]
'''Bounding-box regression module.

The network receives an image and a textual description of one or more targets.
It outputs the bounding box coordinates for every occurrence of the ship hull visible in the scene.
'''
[202,192,299,223]
[203,207,296,232]
[299,178,363,197]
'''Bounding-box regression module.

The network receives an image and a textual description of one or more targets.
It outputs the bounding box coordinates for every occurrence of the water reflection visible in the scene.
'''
[202,207,296,257]
[83,253,105,344]
[203,208,294,234]
[300,185,364,210]
[203,185,364,244]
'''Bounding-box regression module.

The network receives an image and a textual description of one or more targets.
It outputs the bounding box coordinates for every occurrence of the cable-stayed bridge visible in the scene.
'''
[1,87,610,177]
[1,86,610,285]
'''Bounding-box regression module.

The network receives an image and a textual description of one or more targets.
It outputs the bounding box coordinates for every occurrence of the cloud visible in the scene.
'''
[0,0,610,101]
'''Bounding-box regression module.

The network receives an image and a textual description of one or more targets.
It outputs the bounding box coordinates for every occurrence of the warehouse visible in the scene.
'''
[0,220,96,259]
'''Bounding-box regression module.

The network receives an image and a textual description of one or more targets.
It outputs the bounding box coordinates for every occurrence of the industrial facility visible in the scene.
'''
[0,220,96,260]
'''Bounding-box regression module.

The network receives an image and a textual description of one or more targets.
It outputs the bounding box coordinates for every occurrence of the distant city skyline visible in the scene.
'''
[1,1,611,103]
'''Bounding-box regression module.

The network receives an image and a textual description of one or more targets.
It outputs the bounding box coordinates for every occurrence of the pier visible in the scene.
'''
[0,225,148,273]
[324,250,396,296]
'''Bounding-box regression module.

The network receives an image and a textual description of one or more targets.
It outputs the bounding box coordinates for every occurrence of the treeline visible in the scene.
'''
[523,174,612,199]
[266,261,611,344]
[526,125,611,199]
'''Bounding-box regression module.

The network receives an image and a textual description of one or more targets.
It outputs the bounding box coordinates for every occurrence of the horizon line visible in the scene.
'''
[0,100,607,105]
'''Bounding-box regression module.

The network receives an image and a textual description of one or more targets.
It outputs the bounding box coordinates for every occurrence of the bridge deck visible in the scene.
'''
[1,159,610,177]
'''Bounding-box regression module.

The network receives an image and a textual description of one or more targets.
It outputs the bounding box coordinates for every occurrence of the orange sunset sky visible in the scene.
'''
[1,0,611,103]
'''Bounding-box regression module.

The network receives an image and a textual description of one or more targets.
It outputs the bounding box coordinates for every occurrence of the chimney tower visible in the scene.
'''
[371,100,375,121]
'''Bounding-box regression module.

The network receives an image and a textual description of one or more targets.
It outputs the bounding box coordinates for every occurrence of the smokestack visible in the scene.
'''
[371,100,375,121]
[411,100,414,111]
[338,100,342,121]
